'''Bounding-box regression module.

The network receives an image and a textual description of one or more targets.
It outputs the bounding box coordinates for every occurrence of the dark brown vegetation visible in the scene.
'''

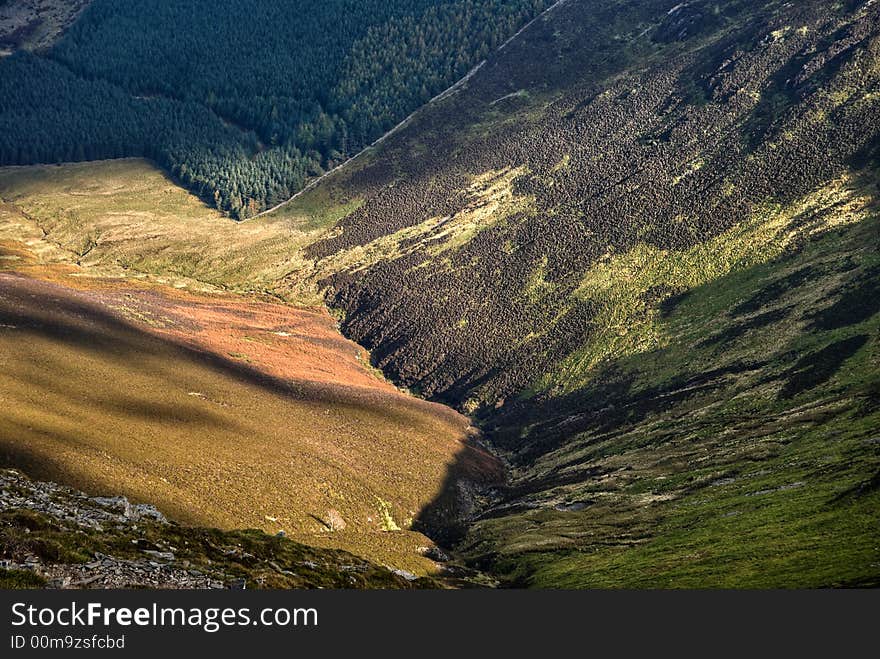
[294,0,880,586]
[309,0,880,410]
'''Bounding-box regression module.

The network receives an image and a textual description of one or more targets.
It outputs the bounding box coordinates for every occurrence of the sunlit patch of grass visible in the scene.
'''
[0,159,480,575]
[522,255,555,302]
[539,172,878,394]
[311,166,534,276]
[0,159,327,305]
[265,183,364,232]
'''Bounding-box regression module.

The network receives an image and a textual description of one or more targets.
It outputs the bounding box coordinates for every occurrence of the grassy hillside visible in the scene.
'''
[0,159,327,304]
[2,0,877,588]
[281,0,880,586]
[462,174,880,587]
[0,160,500,576]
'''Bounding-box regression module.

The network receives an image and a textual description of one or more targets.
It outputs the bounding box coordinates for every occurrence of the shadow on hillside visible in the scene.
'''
[411,434,505,547]
[412,176,880,555]
[0,270,448,423]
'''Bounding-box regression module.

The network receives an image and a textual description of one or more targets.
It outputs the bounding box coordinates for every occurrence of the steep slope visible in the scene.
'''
[457,183,880,587]
[0,160,500,577]
[306,0,880,407]
[288,0,880,585]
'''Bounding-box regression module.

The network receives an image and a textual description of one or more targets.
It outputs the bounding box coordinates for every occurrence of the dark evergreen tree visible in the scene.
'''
[0,0,551,218]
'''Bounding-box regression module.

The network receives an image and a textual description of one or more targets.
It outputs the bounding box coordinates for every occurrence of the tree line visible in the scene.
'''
[0,0,550,218]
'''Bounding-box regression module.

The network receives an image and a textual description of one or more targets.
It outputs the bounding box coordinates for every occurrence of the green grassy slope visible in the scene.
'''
[463,174,880,587]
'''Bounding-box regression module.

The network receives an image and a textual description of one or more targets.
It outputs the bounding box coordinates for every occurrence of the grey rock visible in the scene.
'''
[390,568,418,581]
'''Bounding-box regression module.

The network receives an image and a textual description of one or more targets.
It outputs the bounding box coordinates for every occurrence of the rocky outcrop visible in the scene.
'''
[0,469,432,589]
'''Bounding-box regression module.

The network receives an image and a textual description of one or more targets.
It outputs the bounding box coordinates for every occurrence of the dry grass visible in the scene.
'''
[0,159,325,304]
[0,159,500,574]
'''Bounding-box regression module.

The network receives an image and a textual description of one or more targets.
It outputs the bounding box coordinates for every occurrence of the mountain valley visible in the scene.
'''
[0,0,878,589]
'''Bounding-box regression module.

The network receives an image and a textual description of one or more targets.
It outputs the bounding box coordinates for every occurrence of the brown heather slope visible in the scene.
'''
[268,0,880,585]
[0,160,501,576]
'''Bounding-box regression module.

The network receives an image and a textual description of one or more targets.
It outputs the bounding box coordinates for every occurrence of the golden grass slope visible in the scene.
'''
[0,159,500,575]
[0,159,327,304]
